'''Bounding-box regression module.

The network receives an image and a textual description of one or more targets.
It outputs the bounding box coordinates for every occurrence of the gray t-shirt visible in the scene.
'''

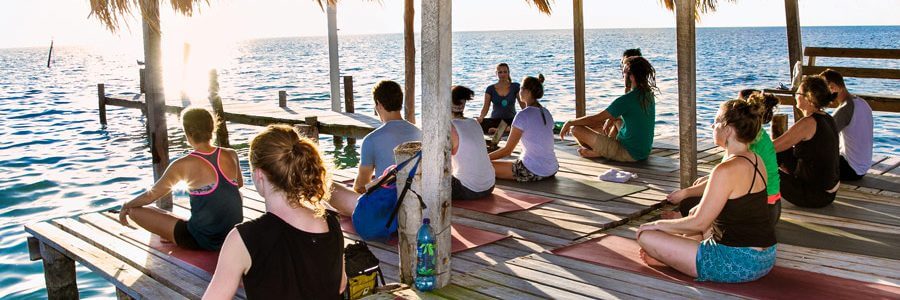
[832,95,873,175]
[360,120,422,176]
[511,106,559,177]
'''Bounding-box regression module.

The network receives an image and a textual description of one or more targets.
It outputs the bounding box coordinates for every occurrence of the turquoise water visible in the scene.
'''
[1,26,898,298]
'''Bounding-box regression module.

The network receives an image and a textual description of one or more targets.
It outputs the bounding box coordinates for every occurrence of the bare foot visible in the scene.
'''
[639,248,664,267]
[660,210,683,219]
[666,189,689,204]
[577,147,602,158]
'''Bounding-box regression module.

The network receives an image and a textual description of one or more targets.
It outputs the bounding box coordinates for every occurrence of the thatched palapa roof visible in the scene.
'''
[659,0,736,20]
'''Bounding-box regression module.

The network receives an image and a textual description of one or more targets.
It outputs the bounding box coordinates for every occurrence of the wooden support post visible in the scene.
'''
[116,288,135,300]
[98,83,107,125]
[142,0,172,210]
[327,3,342,112]
[676,0,698,188]
[294,116,319,143]
[27,236,42,261]
[784,0,802,78]
[139,68,146,94]
[39,242,78,299]
[395,142,423,285]
[208,69,230,148]
[793,106,804,124]
[343,76,355,113]
[573,0,586,118]
[279,90,287,108]
[772,114,788,138]
[417,0,452,289]
[404,0,417,124]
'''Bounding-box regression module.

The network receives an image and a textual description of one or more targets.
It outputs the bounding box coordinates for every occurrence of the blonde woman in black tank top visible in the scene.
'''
[636,100,777,283]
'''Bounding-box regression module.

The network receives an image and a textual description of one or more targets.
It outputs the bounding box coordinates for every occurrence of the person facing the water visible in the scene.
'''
[559,56,658,162]
[488,74,559,182]
[622,48,642,93]
[450,85,496,200]
[118,107,243,251]
[665,91,783,228]
[820,69,873,181]
[204,125,345,299]
[477,63,522,134]
[353,80,422,194]
[774,76,840,208]
[637,99,777,283]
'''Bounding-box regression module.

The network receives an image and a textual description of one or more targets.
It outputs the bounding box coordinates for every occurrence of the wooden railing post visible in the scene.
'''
[98,84,107,125]
[404,0,416,124]
[784,0,803,78]
[208,69,230,148]
[279,90,287,108]
[676,0,698,188]
[343,76,355,113]
[142,0,171,210]
[139,68,146,94]
[294,116,319,143]
[573,0,586,118]
[772,114,788,138]
[39,242,78,299]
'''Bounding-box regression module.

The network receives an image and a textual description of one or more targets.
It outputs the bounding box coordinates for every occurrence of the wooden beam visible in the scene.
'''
[802,65,900,80]
[404,0,416,123]
[784,0,802,77]
[804,47,900,60]
[343,76,355,113]
[419,0,452,289]
[27,236,42,261]
[676,0,698,189]
[768,89,900,113]
[98,84,107,125]
[327,3,342,112]
[141,0,172,210]
[573,0,586,118]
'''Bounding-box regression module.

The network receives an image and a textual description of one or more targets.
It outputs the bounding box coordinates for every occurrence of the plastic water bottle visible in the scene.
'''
[414,218,436,291]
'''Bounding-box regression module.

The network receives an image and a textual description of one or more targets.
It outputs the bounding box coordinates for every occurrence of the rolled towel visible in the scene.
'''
[598,169,637,183]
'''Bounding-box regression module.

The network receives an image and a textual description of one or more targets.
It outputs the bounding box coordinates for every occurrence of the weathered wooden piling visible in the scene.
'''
[295,116,319,143]
[395,141,424,285]
[279,90,287,108]
[404,0,416,123]
[208,69,230,148]
[98,84,107,125]
[343,76,355,114]
[39,242,78,299]
[772,114,788,138]
[141,0,171,210]
[676,0,698,188]
[784,0,803,77]
[573,0,586,118]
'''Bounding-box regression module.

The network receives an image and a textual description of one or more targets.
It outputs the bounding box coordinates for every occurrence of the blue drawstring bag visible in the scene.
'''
[352,151,425,242]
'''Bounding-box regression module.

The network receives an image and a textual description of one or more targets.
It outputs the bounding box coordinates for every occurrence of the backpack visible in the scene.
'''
[343,241,385,300]
[351,151,425,242]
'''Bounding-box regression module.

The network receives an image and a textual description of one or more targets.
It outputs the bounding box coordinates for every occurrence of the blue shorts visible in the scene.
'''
[695,239,776,283]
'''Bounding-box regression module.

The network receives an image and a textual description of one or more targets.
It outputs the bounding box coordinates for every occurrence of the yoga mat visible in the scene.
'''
[553,144,680,173]
[339,216,508,253]
[552,235,900,299]
[453,187,554,215]
[125,232,219,275]
[776,218,900,260]
[496,173,645,202]
[847,175,900,193]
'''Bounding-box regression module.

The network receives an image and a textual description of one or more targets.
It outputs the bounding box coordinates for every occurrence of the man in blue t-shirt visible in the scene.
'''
[353,80,422,193]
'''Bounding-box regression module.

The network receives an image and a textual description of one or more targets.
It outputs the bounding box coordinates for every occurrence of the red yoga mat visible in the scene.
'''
[552,235,900,300]
[134,233,219,275]
[453,187,554,215]
[339,216,508,253]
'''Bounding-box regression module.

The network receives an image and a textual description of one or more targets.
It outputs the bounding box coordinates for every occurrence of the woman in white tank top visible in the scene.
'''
[451,86,496,200]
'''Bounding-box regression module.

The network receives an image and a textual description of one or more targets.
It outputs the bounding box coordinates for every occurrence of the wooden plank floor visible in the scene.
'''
[25,139,900,299]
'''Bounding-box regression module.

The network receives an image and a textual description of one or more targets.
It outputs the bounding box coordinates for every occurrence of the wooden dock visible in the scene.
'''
[24,137,900,299]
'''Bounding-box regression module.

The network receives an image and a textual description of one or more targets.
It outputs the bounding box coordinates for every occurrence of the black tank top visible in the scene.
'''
[793,113,840,191]
[237,212,343,299]
[186,148,243,250]
[715,155,777,248]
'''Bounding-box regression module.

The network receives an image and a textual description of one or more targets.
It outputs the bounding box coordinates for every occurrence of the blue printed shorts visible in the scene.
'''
[695,238,777,283]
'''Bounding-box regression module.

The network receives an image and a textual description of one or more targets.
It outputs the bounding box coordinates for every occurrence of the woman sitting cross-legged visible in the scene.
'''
[489,74,559,182]
[451,85,496,199]
[665,91,783,227]
[559,56,658,162]
[204,125,345,299]
[773,75,840,208]
[118,107,243,251]
[637,100,777,283]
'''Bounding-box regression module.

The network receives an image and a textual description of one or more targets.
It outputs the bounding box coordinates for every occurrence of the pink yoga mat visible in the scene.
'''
[137,233,219,275]
[552,235,900,299]
[339,216,508,253]
[453,188,554,215]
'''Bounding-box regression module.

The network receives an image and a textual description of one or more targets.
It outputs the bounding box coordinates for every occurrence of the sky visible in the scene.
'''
[1,0,898,49]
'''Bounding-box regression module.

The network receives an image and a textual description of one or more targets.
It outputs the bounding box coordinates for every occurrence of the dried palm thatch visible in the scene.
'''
[659,0,737,20]
[89,0,344,32]
[525,0,553,15]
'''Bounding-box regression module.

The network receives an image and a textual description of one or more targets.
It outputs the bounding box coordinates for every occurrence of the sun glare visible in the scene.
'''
[161,13,240,103]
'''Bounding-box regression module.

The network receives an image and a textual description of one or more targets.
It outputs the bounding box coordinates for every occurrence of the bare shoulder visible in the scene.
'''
[219,147,241,161]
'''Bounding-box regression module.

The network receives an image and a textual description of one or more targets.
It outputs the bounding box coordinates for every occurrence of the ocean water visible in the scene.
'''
[1,26,898,298]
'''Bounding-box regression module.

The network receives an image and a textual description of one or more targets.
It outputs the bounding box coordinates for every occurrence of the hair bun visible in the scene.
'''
[537,74,545,84]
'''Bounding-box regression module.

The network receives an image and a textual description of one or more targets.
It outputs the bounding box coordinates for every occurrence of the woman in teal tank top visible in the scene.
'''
[117,108,244,250]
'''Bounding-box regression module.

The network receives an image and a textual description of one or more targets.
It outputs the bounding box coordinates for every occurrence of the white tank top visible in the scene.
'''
[451,118,495,192]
